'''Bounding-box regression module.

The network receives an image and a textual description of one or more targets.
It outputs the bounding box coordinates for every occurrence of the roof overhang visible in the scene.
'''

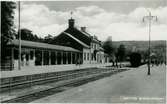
[8,39,81,52]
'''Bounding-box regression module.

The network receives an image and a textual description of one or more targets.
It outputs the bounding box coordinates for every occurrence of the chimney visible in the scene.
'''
[68,18,75,28]
[81,27,86,32]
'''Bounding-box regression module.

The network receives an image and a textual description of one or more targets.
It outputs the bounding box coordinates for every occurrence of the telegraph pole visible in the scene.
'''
[143,9,157,75]
[18,1,21,70]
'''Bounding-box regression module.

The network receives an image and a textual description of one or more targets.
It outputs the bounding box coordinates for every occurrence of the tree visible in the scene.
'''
[16,28,33,41]
[1,1,16,59]
[130,52,141,67]
[16,28,45,42]
[117,44,126,67]
[102,36,117,66]
[117,44,126,62]
[137,50,148,64]
[44,34,53,43]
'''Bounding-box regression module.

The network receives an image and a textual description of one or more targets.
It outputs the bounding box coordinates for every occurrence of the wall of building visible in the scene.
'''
[97,51,105,64]
[83,44,106,64]
[12,47,81,70]
[83,48,91,64]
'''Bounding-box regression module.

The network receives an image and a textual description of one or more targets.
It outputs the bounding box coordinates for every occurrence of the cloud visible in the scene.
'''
[14,3,167,41]
[76,6,105,16]
[14,3,70,37]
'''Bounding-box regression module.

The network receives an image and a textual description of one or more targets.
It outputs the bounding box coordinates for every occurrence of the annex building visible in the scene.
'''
[2,18,109,71]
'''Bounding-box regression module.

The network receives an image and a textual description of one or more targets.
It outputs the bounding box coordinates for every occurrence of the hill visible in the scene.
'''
[109,40,166,63]
[112,40,166,52]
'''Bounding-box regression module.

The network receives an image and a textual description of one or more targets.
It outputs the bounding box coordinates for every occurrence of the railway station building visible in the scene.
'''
[53,18,107,64]
[1,18,109,71]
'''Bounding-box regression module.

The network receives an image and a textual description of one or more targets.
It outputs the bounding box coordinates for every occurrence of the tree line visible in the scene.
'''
[15,28,56,44]
[102,37,126,67]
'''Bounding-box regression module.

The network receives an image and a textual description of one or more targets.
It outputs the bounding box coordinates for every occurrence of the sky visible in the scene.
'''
[14,0,167,41]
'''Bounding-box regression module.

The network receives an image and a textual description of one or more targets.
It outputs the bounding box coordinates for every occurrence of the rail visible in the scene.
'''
[1,69,127,103]
[0,68,119,92]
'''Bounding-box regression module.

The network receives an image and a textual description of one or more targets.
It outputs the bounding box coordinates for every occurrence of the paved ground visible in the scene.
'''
[33,65,166,103]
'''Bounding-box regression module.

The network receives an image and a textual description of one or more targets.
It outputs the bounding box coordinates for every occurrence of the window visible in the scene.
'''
[94,44,96,49]
[95,54,97,61]
[30,51,34,60]
[63,52,66,64]
[91,53,93,60]
[14,49,18,60]
[97,54,99,61]
[84,53,86,60]
[97,44,99,49]
[26,54,29,61]
[87,53,89,60]
[91,43,93,48]
[51,52,56,65]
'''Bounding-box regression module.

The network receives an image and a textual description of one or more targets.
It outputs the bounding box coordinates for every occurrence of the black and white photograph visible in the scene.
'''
[0,0,166,103]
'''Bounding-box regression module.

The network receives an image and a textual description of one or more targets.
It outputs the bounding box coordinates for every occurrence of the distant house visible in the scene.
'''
[52,18,109,64]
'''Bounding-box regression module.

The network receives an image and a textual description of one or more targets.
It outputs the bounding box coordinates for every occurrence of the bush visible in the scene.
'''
[130,52,141,67]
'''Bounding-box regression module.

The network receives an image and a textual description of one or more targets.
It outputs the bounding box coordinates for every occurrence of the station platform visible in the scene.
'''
[1,63,115,78]
[32,65,166,103]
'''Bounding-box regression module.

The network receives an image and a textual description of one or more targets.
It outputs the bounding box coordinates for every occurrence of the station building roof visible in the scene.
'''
[64,27,92,46]
[63,32,90,48]
[8,39,81,52]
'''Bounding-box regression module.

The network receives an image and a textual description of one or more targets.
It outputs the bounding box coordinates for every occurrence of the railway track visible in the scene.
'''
[0,67,114,92]
[1,68,130,103]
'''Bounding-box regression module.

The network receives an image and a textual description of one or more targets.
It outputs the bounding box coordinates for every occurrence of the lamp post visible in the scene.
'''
[143,9,157,75]
[18,1,21,70]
